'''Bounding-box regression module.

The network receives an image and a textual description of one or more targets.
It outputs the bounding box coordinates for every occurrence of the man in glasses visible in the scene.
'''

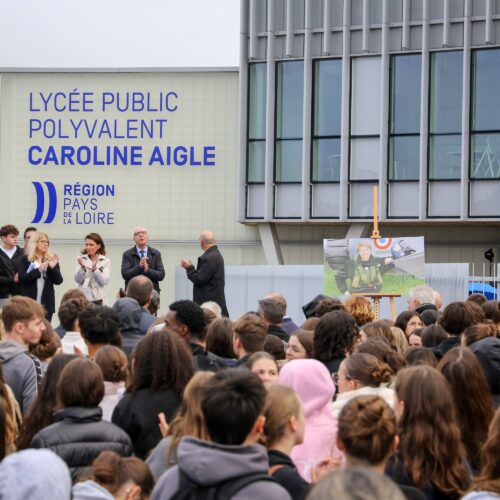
[121,227,165,294]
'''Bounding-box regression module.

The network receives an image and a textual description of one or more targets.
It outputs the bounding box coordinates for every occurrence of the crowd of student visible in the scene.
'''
[0,252,499,499]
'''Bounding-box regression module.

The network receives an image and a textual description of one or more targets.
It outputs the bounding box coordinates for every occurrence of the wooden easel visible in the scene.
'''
[358,186,400,320]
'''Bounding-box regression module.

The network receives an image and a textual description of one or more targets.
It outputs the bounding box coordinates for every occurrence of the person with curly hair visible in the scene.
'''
[112,329,194,459]
[344,295,375,327]
[313,310,360,375]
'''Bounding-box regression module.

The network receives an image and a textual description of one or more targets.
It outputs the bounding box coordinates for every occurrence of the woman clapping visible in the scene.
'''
[18,231,63,321]
[74,233,110,305]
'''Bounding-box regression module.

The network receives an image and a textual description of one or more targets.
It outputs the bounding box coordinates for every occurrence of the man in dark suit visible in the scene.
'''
[121,227,165,293]
[180,230,228,317]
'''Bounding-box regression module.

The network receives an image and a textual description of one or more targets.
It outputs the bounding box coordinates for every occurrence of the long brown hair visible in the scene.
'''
[472,408,500,495]
[438,347,494,471]
[0,367,16,453]
[395,366,470,495]
[165,371,213,464]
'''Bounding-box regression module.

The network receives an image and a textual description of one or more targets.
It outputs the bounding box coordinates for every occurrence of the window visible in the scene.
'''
[247,63,267,183]
[275,60,304,182]
[350,57,381,181]
[470,49,500,179]
[388,54,421,181]
[429,51,463,180]
[312,59,342,182]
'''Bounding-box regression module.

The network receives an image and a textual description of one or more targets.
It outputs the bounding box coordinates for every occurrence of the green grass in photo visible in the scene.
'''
[323,263,424,297]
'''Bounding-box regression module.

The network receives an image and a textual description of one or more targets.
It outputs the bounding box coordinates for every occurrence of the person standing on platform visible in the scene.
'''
[0,225,24,308]
[180,230,228,317]
[121,227,165,294]
[17,231,63,322]
[74,233,110,305]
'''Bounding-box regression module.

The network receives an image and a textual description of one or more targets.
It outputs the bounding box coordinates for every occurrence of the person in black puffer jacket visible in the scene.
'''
[29,358,132,481]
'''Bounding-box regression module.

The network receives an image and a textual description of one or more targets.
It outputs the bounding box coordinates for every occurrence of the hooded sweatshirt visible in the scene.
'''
[72,480,114,500]
[0,340,41,414]
[151,437,291,500]
[469,336,500,405]
[279,359,342,481]
[112,297,143,356]
[0,449,71,500]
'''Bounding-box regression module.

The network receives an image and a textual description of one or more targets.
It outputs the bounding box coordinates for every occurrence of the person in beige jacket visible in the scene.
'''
[74,233,110,305]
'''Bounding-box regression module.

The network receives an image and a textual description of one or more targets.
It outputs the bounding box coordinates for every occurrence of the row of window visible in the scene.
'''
[247,48,500,184]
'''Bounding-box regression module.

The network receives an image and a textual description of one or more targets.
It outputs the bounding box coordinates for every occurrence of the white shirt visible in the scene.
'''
[0,246,16,259]
[61,331,88,356]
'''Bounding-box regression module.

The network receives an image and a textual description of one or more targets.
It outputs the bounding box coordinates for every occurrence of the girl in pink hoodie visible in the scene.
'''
[279,359,342,481]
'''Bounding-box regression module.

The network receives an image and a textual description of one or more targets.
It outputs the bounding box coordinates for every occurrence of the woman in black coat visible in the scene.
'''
[112,329,194,459]
[18,231,63,321]
[29,358,132,481]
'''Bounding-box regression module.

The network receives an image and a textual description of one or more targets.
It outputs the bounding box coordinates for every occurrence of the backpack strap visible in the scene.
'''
[172,469,218,500]
[23,352,43,388]
[216,471,276,500]
[268,464,285,477]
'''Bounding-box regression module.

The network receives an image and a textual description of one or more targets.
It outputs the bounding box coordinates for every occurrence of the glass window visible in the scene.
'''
[247,63,267,184]
[247,141,266,183]
[312,139,341,182]
[351,57,381,135]
[275,61,304,182]
[275,140,303,182]
[429,135,462,180]
[471,49,500,180]
[389,54,421,181]
[312,59,342,182]
[390,54,421,134]
[350,138,380,180]
[470,133,500,180]
[389,136,420,181]
[429,51,463,180]
[472,49,500,131]
[314,59,342,136]
[430,51,463,134]
[248,63,267,140]
[349,57,381,189]
[276,61,304,139]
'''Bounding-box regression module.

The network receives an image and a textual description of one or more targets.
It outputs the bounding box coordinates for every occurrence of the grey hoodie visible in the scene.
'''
[112,298,143,356]
[0,449,71,500]
[0,340,41,414]
[72,480,114,500]
[151,437,291,500]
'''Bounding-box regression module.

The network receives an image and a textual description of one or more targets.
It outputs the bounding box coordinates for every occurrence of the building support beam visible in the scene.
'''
[258,223,284,265]
[345,223,369,240]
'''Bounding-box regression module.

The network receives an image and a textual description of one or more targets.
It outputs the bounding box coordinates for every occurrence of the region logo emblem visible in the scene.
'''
[31,181,57,224]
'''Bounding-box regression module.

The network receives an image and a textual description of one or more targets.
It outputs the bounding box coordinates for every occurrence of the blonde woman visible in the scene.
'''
[18,231,63,321]
[74,233,110,305]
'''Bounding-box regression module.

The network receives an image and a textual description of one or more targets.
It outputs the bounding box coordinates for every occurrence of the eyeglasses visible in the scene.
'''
[134,231,147,236]
[39,240,50,245]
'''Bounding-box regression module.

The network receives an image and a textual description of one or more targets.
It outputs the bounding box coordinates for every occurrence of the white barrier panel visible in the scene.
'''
[176,263,469,322]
